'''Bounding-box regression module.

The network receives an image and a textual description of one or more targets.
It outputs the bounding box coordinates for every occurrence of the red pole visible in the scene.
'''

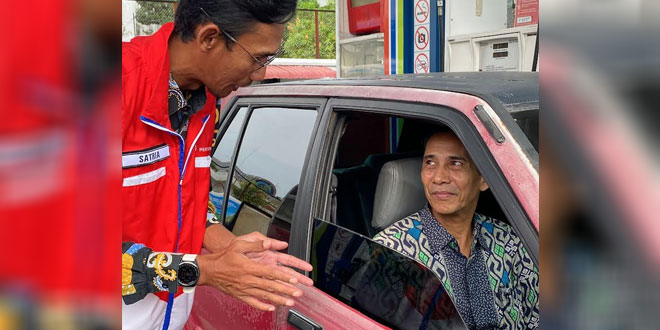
[315,10,320,59]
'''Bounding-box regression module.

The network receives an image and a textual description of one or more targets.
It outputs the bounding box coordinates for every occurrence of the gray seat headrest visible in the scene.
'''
[371,157,427,230]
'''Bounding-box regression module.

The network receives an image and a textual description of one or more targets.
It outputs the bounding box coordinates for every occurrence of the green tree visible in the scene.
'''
[283,0,336,59]
[233,180,268,209]
[135,1,175,26]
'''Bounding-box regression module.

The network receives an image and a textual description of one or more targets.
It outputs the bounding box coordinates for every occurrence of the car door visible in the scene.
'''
[186,97,325,330]
[300,97,539,266]
[284,94,538,330]
[185,95,470,330]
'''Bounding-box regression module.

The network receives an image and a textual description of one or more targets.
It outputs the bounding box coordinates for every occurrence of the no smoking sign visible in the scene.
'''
[415,0,430,23]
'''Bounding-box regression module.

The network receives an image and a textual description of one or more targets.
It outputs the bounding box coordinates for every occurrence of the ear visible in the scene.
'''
[195,23,222,53]
[479,176,489,192]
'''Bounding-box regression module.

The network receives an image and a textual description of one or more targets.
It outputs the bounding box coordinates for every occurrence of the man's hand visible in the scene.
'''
[234,232,313,287]
[197,238,311,312]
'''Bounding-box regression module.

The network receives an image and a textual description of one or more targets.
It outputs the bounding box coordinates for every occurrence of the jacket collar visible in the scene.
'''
[140,22,176,127]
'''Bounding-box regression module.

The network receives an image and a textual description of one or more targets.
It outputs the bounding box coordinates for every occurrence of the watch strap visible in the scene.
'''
[182,253,197,262]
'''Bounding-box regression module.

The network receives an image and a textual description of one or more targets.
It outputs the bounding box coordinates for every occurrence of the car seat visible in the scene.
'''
[331,153,418,237]
[371,157,427,232]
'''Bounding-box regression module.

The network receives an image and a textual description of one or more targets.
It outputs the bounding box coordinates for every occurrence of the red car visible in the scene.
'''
[186,72,539,330]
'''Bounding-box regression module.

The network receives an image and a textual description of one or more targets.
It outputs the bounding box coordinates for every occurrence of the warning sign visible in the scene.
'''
[415,53,429,73]
[415,26,429,51]
[412,0,433,74]
[514,0,538,27]
[415,0,430,24]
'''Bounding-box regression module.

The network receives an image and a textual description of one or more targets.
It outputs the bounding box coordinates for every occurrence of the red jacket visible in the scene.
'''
[122,23,216,301]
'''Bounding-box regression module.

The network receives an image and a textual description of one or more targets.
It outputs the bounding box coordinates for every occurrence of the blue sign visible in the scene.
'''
[209,191,241,219]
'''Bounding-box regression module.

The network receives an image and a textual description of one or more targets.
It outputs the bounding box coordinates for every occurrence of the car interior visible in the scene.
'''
[327,112,507,238]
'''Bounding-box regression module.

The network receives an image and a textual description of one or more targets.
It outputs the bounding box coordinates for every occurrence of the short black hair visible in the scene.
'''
[422,126,454,150]
[174,0,298,44]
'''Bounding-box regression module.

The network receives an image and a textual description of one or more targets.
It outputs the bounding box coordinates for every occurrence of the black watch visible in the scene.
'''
[178,254,199,293]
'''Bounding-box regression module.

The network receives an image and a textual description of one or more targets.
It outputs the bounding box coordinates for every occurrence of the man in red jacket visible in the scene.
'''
[121,1,312,329]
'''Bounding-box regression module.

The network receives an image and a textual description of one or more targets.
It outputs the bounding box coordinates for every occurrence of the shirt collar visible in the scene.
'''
[419,205,488,256]
[168,73,207,115]
[419,206,454,255]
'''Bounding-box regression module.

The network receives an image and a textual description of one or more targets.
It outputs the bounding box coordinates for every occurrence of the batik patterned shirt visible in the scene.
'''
[122,242,183,304]
[374,207,539,330]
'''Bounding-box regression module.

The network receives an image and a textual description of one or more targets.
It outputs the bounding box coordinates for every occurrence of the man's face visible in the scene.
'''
[197,22,284,98]
[421,132,488,220]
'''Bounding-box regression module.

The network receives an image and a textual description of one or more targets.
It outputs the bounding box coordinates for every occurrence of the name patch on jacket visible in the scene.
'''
[122,144,170,169]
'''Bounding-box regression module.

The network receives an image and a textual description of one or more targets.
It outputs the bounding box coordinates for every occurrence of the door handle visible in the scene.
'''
[287,309,323,330]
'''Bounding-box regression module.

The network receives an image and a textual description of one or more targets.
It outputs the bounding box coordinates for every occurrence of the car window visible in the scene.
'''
[215,106,317,249]
[327,112,508,239]
[210,107,247,222]
[511,109,538,151]
[311,218,467,330]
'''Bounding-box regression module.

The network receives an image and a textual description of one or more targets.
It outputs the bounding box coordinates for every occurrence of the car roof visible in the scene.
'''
[259,72,539,114]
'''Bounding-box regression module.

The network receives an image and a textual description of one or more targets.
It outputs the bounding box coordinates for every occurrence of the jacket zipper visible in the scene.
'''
[139,114,211,330]
[139,114,210,252]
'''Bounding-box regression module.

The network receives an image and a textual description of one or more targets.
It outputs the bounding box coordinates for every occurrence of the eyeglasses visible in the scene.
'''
[200,8,283,71]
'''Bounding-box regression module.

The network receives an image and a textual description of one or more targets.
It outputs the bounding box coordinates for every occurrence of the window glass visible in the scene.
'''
[511,109,539,151]
[340,38,384,78]
[328,111,512,238]
[351,0,379,7]
[209,107,247,222]
[225,107,318,248]
[311,218,467,330]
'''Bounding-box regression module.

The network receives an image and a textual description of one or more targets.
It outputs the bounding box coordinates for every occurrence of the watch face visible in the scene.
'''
[178,262,199,287]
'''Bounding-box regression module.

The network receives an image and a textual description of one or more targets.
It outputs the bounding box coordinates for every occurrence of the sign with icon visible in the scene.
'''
[415,53,429,73]
[413,0,431,73]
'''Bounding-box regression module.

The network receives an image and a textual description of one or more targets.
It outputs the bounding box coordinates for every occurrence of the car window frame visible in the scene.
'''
[213,96,327,231]
[291,97,539,268]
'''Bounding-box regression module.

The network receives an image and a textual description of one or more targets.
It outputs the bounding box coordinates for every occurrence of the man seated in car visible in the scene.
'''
[374,129,539,330]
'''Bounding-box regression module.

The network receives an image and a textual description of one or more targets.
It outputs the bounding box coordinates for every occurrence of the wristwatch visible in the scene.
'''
[178,254,200,293]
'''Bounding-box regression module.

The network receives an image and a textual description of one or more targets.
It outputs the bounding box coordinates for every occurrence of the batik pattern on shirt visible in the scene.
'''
[121,242,183,305]
[417,207,498,329]
[168,73,207,138]
[374,209,539,330]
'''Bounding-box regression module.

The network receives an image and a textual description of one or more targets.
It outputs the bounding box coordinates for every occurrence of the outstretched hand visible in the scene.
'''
[197,234,313,312]
[234,232,313,286]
